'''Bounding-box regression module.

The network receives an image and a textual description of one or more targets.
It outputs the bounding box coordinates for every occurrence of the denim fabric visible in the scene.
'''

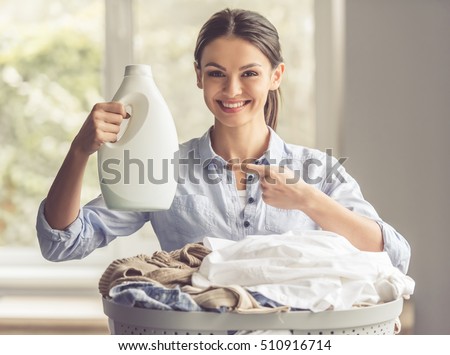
[249,291,306,311]
[109,282,202,312]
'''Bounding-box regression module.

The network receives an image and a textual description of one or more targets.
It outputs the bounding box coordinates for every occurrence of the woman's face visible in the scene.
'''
[196,36,284,129]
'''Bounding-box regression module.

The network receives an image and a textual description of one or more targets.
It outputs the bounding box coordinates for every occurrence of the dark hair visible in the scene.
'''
[194,8,284,130]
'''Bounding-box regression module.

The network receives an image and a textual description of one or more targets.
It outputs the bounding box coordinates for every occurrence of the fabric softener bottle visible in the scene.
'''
[98,64,178,211]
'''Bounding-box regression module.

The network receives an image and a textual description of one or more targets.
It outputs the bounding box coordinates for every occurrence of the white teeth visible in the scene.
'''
[221,101,246,108]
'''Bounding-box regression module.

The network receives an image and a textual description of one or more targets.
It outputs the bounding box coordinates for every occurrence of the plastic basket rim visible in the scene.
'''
[102,297,403,331]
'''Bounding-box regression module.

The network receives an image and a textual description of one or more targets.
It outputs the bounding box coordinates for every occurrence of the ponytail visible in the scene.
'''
[265,89,281,131]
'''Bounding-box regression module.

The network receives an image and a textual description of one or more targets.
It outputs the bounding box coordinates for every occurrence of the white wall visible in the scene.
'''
[335,0,450,334]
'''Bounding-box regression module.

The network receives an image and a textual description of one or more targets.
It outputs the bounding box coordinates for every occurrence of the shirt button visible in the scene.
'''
[243,221,250,228]
[248,197,255,204]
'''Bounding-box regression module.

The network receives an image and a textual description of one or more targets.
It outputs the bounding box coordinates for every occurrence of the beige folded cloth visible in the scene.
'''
[182,285,290,314]
[98,242,210,297]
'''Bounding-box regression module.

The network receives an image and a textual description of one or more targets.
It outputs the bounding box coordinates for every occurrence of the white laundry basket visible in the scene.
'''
[102,298,403,335]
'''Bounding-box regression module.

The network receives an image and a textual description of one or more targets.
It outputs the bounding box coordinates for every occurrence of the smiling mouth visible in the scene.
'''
[217,100,251,110]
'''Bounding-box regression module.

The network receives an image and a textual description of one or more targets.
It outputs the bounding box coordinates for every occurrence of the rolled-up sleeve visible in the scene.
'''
[322,155,411,273]
[375,220,411,274]
[36,195,149,262]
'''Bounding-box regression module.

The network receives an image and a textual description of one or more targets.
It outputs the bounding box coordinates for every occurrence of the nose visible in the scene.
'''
[223,75,242,97]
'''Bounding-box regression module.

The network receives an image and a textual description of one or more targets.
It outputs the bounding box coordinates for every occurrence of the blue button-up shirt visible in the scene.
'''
[36,127,411,273]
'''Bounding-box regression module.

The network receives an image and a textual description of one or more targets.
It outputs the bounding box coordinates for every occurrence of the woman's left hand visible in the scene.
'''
[244,164,313,211]
[244,163,384,252]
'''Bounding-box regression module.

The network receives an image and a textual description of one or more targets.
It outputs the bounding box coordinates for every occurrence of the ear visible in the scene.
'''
[270,63,285,90]
[194,61,203,89]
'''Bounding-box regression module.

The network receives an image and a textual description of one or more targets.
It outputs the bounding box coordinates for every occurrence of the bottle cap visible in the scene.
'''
[124,64,152,77]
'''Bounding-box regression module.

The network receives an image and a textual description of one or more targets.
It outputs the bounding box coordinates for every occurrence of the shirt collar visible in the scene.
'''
[198,125,286,169]
[198,127,225,168]
[262,126,285,165]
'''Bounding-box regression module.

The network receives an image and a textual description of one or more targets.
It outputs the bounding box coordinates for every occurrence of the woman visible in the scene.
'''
[36,8,410,273]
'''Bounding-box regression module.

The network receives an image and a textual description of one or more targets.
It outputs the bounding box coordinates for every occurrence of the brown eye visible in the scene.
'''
[207,71,225,77]
[242,71,258,77]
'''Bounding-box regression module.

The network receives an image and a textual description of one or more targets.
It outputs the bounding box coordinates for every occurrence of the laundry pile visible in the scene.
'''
[99,242,288,314]
[99,231,415,313]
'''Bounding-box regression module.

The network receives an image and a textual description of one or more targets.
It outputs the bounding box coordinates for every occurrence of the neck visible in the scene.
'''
[210,120,270,163]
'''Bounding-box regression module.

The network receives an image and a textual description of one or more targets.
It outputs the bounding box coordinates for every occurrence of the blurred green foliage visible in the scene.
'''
[0,27,101,246]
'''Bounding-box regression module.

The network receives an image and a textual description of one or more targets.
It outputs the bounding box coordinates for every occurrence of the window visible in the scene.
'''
[0,0,104,248]
[0,0,107,293]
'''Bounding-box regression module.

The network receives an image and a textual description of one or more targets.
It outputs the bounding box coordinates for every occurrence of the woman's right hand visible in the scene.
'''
[72,102,128,156]
[44,102,128,229]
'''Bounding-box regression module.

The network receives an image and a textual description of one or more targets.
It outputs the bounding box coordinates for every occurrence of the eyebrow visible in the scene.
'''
[204,62,262,71]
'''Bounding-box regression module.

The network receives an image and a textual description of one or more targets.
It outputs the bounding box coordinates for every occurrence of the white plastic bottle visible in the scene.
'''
[98,64,178,211]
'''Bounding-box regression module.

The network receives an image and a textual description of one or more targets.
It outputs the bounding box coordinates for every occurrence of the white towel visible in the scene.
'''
[193,231,415,312]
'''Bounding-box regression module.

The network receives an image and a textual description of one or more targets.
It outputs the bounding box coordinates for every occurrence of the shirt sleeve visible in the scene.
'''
[35,195,149,262]
[320,155,411,274]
